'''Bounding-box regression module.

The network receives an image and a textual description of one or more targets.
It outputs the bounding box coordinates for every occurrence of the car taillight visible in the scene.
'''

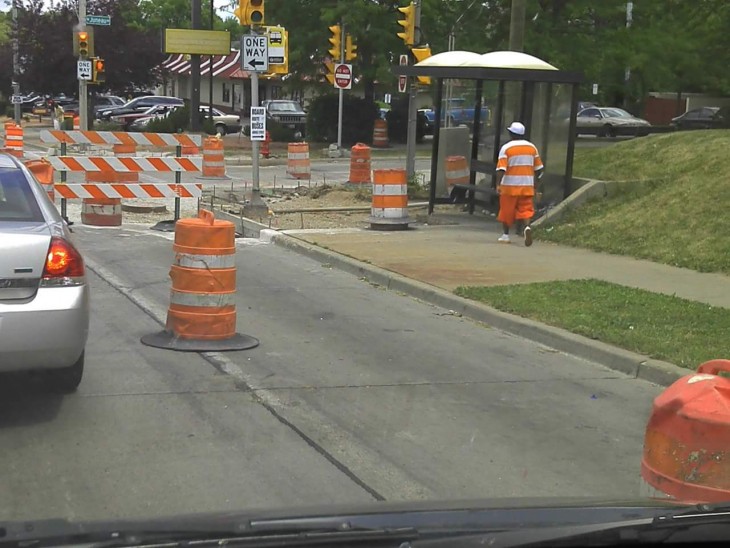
[41,236,85,286]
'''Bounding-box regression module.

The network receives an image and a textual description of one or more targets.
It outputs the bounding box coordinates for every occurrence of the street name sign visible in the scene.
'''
[86,15,111,26]
[250,107,266,141]
[334,63,352,90]
[77,60,92,81]
[243,35,269,72]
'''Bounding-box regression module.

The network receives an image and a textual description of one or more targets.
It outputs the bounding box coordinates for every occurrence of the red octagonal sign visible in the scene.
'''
[334,63,352,90]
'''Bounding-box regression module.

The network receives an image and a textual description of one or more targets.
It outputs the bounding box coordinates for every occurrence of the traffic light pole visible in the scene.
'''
[78,0,88,131]
[337,21,344,151]
[12,0,20,123]
[405,0,421,181]
[248,27,266,211]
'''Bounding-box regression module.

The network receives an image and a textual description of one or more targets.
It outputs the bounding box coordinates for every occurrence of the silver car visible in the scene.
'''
[576,106,651,137]
[0,154,89,392]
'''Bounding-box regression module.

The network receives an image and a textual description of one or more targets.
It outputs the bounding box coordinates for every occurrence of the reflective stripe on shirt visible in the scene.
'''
[496,140,544,187]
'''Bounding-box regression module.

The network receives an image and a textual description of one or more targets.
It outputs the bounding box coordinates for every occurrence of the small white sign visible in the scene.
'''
[592,83,599,95]
[250,106,266,141]
[77,60,92,81]
[242,35,269,72]
[10,95,22,105]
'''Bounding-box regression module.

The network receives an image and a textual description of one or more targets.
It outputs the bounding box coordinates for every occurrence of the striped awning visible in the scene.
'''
[160,51,246,79]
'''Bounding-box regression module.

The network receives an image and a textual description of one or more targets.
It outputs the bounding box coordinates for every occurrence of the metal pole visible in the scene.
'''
[251,70,260,195]
[190,0,201,131]
[405,0,421,180]
[78,0,88,131]
[60,141,67,222]
[336,22,344,151]
[209,0,214,120]
[427,78,443,215]
[12,0,20,123]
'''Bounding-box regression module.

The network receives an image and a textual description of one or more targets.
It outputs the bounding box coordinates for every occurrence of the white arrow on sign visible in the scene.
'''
[242,35,269,72]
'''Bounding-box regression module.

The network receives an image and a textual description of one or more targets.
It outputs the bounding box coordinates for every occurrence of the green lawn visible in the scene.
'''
[456,279,730,369]
[538,131,730,274]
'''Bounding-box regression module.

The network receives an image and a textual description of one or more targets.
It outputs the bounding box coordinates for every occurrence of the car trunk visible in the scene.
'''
[0,225,51,301]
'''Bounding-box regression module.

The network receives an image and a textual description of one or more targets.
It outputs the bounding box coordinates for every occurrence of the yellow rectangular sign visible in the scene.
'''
[164,29,230,55]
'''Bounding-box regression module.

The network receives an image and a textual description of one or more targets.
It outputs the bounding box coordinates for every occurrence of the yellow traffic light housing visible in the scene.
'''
[92,57,106,84]
[397,2,415,46]
[411,46,431,84]
[324,59,335,85]
[345,34,357,62]
[75,30,93,58]
[235,0,265,26]
[328,24,341,59]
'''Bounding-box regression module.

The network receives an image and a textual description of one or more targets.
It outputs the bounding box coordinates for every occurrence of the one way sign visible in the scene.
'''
[242,35,268,72]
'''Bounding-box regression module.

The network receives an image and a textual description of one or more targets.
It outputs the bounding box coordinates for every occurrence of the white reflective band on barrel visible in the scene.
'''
[288,153,309,160]
[373,184,408,195]
[170,290,236,307]
[175,253,236,269]
[447,168,469,178]
[373,208,408,218]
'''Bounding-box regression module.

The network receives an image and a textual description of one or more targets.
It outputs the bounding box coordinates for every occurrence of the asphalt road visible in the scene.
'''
[0,224,663,523]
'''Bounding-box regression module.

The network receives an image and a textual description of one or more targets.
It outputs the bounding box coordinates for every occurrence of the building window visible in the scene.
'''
[222,83,230,103]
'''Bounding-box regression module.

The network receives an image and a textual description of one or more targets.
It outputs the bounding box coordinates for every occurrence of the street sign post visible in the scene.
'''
[242,34,268,72]
[77,60,92,81]
[250,106,266,141]
[85,14,110,26]
[334,63,352,90]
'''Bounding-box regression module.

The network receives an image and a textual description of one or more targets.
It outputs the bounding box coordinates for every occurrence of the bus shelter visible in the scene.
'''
[395,51,583,214]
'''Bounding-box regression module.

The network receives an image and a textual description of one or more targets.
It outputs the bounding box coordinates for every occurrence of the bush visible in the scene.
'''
[145,105,215,134]
[386,96,426,144]
[306,94,379,145]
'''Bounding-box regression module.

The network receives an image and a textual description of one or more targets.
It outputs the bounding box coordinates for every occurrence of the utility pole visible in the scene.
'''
[12,0,20,123]
[209,0,214,120]
[405,0,421,181]
[445,0,477,129]
[508,0,526,52]
[336,21,345,150]
[190,0,201,131]
[78,0,88,130]
[248,27,266,211]
[624,1,633,109]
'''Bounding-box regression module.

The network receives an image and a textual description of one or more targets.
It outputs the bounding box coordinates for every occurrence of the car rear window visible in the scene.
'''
[0,168,44,222]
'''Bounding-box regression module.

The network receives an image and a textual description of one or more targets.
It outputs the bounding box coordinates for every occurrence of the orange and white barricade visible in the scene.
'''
[369,169,409,230]
[287,142,310,180]
[372,119,388,148]
[200,136,228,179]
[349,143,371,185]
[4,122,23,157]
[445,156,469,194]
[140,209,259,352]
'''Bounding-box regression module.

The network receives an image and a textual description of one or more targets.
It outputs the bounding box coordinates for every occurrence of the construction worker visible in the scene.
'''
[494,121,544,246]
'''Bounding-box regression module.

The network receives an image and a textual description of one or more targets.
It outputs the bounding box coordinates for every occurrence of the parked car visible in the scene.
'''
[97,95,184,120]
[0,153,89,392]
[92,95,125,116]
[576,106,651,137]
[262,99,307,138]
[112,104,177,129]
[671,106,730,130]
[199,105,242,135]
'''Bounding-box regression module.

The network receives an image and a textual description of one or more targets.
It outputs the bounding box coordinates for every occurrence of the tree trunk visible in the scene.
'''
[363,76,375,105]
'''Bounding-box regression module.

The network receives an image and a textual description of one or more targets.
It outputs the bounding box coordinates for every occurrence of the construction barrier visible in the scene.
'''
[445,155,469,193]
[287,142,310,180]
[4,122,23,157]
[83,165,123,227]
[200,136,228,179]
[369,168,409,230]
[25,159,55,202]
[54,184,202,200]
[372,119,389,148]
[40,130,202,148]
[140,209,259,352]
[47,156,202,173]
[641,359,730,503]
[348,143,372,185]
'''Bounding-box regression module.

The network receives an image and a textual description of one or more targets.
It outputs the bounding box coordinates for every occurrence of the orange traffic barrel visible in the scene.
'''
[348,143,371,185]
[641,359,730,503]
[200,136,229,179]
[24,158,55,203]
[287,142,310,180]
[260,131,271,159]
[83,167,122,226]
[372,119,389,148]
[140,209,259,352]
[445,155,469,193]
[4,122,23,157]
[369,169,409,230]
[73,115,80,129]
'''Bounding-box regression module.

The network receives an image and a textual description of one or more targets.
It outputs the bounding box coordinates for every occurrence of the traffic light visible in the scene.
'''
[76,30,89,57]
[345,34,357,62]
[328,24,341,59]
[234,0,265,26]
[324,59,335,85]
[92,57,106,84]
[411,46,431,85]
[397,2,415,46]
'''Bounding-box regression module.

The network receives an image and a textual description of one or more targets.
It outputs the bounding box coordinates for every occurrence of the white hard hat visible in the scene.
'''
[507,121,526,135]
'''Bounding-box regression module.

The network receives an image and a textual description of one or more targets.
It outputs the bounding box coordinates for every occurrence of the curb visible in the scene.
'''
[215,208,687,387]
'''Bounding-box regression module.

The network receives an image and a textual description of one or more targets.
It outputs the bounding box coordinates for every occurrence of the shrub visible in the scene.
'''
[306,94,379,145]
[145,105,215,134]
[386,96,426,144]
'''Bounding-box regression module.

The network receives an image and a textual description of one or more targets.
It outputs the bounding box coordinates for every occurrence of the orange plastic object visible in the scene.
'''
[371,169,408,219]
[260,131,271,159]
[349,143,372,184]
[445,155,469,190]
[286,142,310,180]
[166,210,238,340]
[641,359,730,503]
[25,159,55,202]
[80,197,122,226]
[372,119,388,148]
[202,136,226,178]
[4,122,23,157]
